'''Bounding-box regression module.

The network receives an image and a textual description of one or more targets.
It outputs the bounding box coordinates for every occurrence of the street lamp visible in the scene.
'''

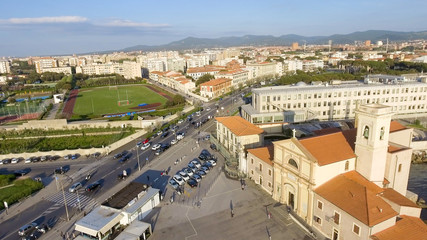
[57,175,70,221]
[136,140,141,171]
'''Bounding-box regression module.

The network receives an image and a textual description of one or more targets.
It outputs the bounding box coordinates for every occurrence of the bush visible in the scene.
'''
[0,174,16,187]
[0,178,43,210]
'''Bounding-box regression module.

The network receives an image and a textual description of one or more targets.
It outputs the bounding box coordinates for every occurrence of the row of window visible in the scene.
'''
[261,86,427,102]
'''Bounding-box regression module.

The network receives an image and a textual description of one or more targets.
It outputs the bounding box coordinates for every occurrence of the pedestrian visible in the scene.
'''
[231,209,234,218]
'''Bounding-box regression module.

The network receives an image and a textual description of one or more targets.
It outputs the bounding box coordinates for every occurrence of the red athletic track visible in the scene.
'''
[62,89,78,119]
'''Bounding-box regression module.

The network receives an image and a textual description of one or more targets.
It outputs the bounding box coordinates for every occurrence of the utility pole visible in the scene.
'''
[59,177,70,221]
[137,141,141,171]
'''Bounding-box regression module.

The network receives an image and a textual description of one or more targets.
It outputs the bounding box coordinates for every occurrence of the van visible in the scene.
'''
[18,222,37,236]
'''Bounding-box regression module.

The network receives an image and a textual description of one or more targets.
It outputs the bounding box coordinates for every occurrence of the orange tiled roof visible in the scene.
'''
[200,78,231,87]
[315,171,397,226]
[388,145,404,153]
[380,188,419,208]
[216,116,264,136]
[187,66,224,73]
[390,121,407,132]
[371,215,427,240]
[300,130,357,166]
[247,145,274,166]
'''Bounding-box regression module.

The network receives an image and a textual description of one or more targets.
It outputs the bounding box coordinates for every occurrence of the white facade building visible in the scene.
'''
[0,60,10,74]
[241,76,427,124]
[40,66,72,75]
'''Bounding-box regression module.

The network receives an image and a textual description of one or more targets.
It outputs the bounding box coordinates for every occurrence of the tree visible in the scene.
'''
[196,74,215,86]
[8,97,16,103]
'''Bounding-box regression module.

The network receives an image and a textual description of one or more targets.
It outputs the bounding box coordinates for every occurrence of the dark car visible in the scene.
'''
[203,162,213,170]
[85,181,101,192]
[155,148,165,155]
[210,144,217,151]
[54,166,69,174]
[119,154,131,164]
[187,179,198,188]
[197,170,206,177]
[161,131,169,138]
[161,143,171,150]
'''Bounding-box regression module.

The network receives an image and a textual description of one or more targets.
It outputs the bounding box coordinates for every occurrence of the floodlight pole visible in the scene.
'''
[59,177,70,221]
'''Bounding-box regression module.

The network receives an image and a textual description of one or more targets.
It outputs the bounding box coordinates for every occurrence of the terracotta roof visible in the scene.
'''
[380,188,419,208]
[313,127,341,136]
[389,121,407,132]
[216,116,264,136]
[200,78,231,87]
[388,145,404,153]
[315,171,397,226]
[187,66,224,73]
[371,215,427,240]
[300,130,357,166]
[247,145,274,166]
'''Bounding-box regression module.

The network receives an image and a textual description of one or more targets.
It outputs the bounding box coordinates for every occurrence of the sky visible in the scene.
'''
[1,0,426,57]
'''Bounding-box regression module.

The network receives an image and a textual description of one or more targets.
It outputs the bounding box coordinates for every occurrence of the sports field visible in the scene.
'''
[73,85,168,116]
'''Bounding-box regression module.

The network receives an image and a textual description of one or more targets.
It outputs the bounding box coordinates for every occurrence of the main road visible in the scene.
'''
[0,89,245,240]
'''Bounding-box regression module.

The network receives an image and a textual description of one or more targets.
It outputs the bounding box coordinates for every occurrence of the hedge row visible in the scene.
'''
[0,178,43,210]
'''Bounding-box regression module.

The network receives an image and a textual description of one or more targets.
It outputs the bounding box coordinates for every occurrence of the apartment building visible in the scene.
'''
[40,66,72,75]
[245,61,279,80]
[241,76,427,124]
[34,58,58,73]
[0,60,11,74]
[215,68,249,88]
[187,66,225,80]
[149,71,195,94]
[76,62,141,79]
[199,78,232,99]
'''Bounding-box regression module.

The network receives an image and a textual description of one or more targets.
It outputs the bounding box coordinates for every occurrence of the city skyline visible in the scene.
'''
[1,0,426,57]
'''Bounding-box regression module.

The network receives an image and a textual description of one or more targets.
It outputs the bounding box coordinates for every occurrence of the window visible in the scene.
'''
[288,158,298,169]
[259,163,263,172]
[317,200,323,210]
[315,216,322,225]
[268,182,272,188]
[353,223,360,235]
[345,161,349,171]
[251,158,254,164]
[398,164,402,172]
[268,169,272,176]
[380,127,385,140]
[334,212,340,225]
[251,170,254,175]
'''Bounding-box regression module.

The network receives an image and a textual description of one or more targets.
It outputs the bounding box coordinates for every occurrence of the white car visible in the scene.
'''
[141,142,151,150]
[11,158,19,164]
[25,158,32,164]
[178,171,190,181]
[190,160,201,168]
[152,143,162,151]
[206,107,211,111]
[69,182,82,193]
[183,168,194,177]
[173,175,185,185]
[177,119,184,124]
[208,160,217,166]
[171,139,178,145]
[177,133,185,140]
[169,179,179,189]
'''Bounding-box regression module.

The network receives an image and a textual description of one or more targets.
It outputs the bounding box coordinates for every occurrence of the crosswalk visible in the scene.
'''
[44,191,97,211]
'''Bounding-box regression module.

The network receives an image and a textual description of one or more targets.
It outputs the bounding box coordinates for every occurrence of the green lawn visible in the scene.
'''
[73,85,167,116]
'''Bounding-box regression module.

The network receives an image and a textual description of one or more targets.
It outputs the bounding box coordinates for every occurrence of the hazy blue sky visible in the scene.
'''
[1,0,426,57]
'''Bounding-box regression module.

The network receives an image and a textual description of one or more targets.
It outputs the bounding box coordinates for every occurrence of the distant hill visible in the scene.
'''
[120,30,427,52]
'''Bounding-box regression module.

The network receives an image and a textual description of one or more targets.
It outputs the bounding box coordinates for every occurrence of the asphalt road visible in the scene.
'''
[0,92,239,240]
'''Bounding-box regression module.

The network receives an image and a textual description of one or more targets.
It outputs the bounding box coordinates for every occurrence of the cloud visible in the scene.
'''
[0,16,88,24]
[101,19,170,28]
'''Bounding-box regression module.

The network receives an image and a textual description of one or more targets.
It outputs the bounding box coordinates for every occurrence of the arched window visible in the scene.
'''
[345,161,349,171]
[363,126,369,139]
[380,127,385,140]
[288,158,298,169]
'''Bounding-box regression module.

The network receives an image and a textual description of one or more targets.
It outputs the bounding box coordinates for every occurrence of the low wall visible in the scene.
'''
[187,92,209,103]
[411,140,427,151]
[0,147,105,160]
[16,119,144,131]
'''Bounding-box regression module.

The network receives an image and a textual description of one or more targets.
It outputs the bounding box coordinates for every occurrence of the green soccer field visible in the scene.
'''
[73,85,168,116]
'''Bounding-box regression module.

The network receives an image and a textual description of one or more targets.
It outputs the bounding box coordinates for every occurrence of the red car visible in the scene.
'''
[142,138,150,144]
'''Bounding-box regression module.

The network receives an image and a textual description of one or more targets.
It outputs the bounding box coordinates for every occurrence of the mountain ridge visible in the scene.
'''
[119,30,427,52]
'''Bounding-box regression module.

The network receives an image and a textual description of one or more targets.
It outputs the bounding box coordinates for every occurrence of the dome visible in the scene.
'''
[296,81,307,86]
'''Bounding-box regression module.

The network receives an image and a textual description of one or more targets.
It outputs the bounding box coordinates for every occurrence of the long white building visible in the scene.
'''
[241,76,427,124]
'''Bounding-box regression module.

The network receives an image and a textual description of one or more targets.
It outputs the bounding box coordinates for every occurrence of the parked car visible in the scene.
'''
[187,179,198,188]
[85,181,101,192]
[197,170,206,177]
[2,158,11,164]
[152,143,162,151]
[192,174,202,182]
[177,133,184,140]
[210,144,217,151]
[69,182,83,193]
[183,167,194,177]
[136,141,142,146]
[177,119,184,124]
[178,171,190,181]
[203,161,213,170]
[161,143,171,150]
[25,158,32,164]
[142,138,150,144]
[155,148,165,156]
[119,154,131,164]
[71,154,79,160]
[64,154,71,160]
[168,179,179,189]
[208,160,217,166]
[204,135,210,141]
[161,131,169,138]
[114,153,123,159]
[201,166,210,173]
[173,175,185,185]
[190,159,201,168]
[40,156,47,162]
[171,139,178,145]
[141,142,151,150]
